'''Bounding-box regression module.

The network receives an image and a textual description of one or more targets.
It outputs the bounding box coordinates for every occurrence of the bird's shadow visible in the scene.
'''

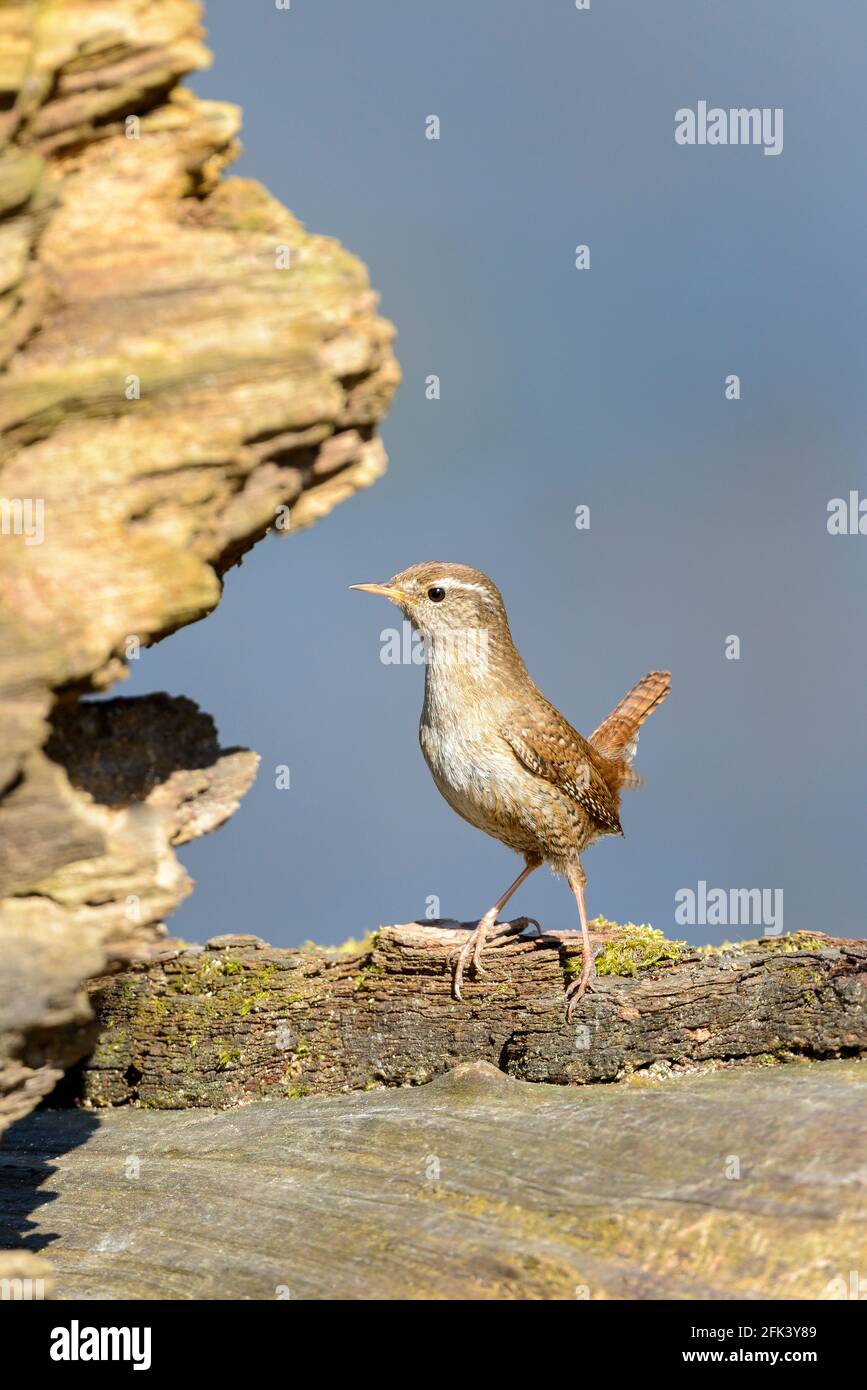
[412,917,474,932]
[410,916,535,932]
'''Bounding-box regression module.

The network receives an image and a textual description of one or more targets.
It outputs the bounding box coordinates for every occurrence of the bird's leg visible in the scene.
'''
[565,861,598,1021]
[451,856,541,1000]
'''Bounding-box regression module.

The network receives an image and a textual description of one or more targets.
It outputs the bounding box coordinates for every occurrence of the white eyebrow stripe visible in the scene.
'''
[439,578,493,598]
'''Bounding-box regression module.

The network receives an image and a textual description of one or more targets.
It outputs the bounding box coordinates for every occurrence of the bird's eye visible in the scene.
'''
[427,586,446,603]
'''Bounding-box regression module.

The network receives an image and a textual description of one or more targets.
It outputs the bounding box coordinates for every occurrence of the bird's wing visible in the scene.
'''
[502,700,623,835]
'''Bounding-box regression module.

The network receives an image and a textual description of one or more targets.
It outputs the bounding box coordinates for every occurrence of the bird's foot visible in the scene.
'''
[563,930,619,1021]
[565,949,597,1022]
[451,915,493,999]
[451,915,541,999]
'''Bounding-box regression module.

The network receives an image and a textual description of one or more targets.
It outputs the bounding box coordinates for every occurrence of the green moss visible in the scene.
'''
[167,975,202,995]
[775,934,827,953]
[565,921,684,978]
[127,991,169,1028]
[353,964,385,991]
[158,956,300,1025]
[599,926,683,976]
[238,963,277,985]
[239,990,269,1017]
[300,930,380,957]
[697,933,827,957]
[784,962,826,992]
[216,1047,242,1070]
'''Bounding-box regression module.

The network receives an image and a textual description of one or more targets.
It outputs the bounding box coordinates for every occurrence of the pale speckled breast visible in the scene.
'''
[419,707,594,862]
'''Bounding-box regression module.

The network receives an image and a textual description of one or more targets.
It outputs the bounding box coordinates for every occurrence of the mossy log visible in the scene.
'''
[71,925,867,1107]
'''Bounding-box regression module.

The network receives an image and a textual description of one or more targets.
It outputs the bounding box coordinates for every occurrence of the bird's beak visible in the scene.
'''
[350,582,407,604]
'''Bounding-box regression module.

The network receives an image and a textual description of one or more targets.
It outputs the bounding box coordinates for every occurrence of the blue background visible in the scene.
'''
[120,1,866,946]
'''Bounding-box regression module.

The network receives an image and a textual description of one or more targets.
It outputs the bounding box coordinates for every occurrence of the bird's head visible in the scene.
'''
[351,562,511,648]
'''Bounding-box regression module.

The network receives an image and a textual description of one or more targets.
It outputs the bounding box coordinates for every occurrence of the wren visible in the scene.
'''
[352,563,670,1017]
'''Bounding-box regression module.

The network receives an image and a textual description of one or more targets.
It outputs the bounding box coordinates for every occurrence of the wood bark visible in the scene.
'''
[71,925,867,1106]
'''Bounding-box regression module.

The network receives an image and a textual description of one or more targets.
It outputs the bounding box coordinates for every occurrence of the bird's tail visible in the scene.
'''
[590,670,671,789]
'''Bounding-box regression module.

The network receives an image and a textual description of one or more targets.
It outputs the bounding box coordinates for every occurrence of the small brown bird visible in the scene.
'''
[351,563,670,1017]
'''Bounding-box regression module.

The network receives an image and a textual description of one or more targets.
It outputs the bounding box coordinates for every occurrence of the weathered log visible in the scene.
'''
[71,925,867,1107]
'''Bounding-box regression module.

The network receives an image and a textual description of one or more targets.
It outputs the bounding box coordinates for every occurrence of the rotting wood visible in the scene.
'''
[67,925,867,1107]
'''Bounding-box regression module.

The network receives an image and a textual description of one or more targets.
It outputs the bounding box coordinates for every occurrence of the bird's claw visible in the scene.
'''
[564,937,607,1020]
[450,915,539,999]
[450,932,484,1000]
[450,947,480,1001]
